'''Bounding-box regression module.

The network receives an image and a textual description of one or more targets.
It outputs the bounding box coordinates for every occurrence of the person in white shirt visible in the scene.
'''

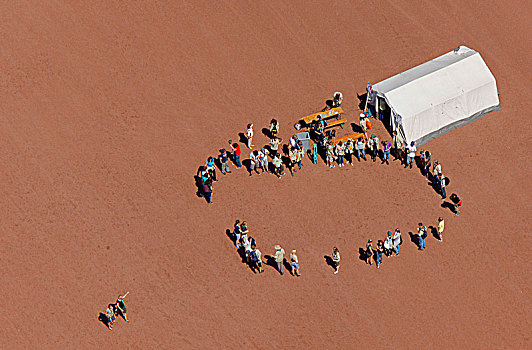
[406,141,417,169]
[248,150,261,176]
[355,137,367,161]
[246,123,254,149]
[393,228,401,256]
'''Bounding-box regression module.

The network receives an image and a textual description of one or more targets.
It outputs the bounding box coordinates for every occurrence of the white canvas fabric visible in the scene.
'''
[372,46,500,145]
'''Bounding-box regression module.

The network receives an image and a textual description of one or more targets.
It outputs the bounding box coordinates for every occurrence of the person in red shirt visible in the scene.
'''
[228,140,242,168]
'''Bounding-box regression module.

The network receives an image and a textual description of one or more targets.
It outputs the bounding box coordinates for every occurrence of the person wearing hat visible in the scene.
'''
[406,141,417,169]
[274,245,285,275]
[218,149,231,175]
[359,113,368,136]
[290,250,301,277]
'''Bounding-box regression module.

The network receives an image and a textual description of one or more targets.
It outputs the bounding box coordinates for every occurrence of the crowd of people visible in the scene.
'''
[196,90,463,274]
[231,220,301,276]
[99,293,129,330]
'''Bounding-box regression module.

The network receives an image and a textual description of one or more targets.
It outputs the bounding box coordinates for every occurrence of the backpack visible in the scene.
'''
[366,120,373,129]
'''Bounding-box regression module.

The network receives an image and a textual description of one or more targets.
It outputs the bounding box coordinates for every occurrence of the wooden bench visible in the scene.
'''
[323,118,347,130]
[332,132,366,145]
[300,107,343,125]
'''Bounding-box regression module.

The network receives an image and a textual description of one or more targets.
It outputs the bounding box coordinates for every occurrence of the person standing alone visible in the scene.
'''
[274,245,285,275]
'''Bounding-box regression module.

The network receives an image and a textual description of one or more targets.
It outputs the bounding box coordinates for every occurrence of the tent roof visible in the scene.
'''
[372,46,496,119]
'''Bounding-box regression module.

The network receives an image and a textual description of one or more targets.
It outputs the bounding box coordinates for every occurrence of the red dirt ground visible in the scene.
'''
[0,1,530,348]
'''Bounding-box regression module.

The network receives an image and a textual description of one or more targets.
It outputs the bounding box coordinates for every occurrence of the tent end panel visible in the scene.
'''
[414,104,501,146]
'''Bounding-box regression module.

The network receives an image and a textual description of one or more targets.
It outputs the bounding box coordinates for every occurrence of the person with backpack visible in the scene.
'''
[393,228,402,256]
[450,193,462,216]
[437,217,445,242]
[228,141,242,168]
[417,223,427,251]
[250,245,264,273]
[290,250,301,277]
[332,247,341,274]
[218,149,231,175]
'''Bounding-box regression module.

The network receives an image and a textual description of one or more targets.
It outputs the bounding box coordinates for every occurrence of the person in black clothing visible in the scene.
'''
[116,292,130,322]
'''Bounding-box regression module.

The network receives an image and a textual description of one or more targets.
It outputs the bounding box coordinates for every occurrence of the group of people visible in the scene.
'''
[100,293,129,330]
[231,220,301,276]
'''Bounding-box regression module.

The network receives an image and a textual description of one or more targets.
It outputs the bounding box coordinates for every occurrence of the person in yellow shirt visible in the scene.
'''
[437,217,445,242]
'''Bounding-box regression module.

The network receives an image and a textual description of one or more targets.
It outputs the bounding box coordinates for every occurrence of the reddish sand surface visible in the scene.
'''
[0,1,530,348]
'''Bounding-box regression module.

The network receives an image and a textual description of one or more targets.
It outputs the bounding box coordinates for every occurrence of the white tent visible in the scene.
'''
[371,46,500,146]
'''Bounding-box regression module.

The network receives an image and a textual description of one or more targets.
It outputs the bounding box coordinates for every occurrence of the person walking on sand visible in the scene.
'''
[228,141,242,169]
[332,247,341,274]
[382,140,391,165]
[437,217,445,242]
[406,141,416,169]
[116,292,130,322]
[290,250,301,277]
[365,240,373,265]
[218,149,231,175]
[250,245,264,273]
[393,228,401,256]
[417,223,427,251]
[274,245,285,275]
[246,123,254,149]
[450,193,462,216]
[375,240,384,269]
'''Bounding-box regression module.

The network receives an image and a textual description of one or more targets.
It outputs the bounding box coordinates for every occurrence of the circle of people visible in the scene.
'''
[196,91,463,273]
